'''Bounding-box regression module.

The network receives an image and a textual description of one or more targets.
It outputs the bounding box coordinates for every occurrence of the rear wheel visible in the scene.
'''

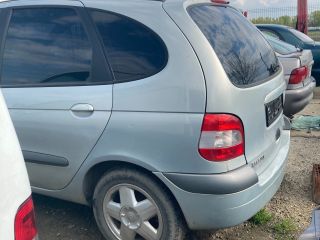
[93,168,186,240]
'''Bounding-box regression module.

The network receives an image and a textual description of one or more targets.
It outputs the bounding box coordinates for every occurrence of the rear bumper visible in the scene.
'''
[284,80,316,116]
[164,165,258,195]
[155,129,290,230]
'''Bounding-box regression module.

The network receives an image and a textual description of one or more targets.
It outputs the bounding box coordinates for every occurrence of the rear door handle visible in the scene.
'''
[71,104,94,112]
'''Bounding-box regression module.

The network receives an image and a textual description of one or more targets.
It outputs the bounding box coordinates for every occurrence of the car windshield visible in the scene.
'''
[289,28,314,43]
[188,5,280,87]
[264,34,298,55]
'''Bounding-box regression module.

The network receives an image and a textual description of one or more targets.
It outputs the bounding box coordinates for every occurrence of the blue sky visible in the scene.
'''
[231,0,319,10]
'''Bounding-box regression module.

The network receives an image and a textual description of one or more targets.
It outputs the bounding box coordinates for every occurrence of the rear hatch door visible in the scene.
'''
[164,0,287,174]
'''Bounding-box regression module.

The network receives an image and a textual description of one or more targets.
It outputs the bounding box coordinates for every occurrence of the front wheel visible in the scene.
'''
[93,168,186,240]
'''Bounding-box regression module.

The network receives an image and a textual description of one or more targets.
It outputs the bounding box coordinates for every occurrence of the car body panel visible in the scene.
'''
[79,0,245,175]
[155,125,290,229]
[1,0,113,190]
[278,55,300,82]
[83,0,206,114]
[285,80,316,116]
[164,0,287,179]
[286,49,314,90]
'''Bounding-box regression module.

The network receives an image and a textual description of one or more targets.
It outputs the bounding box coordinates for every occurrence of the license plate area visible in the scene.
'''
[265,95,283,127]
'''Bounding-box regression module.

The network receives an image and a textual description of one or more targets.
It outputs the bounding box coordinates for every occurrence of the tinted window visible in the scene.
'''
[90,10,168,82]
[264,34,297,55]
[289,28,314,43]
[261,30,281,40]
[189,5,280,87]
[1,8,93,86]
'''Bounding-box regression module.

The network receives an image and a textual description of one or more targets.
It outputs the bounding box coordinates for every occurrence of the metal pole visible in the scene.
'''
[297,0,308,34]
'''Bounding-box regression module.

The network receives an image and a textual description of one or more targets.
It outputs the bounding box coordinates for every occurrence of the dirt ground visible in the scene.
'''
[34,98,320,240]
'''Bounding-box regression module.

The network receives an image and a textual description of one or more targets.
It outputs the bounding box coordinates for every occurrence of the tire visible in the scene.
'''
[93,168,187,240]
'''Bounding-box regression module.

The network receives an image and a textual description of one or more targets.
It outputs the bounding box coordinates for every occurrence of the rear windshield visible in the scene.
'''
[289,28,314,43]
[188,5,280,87]
[264,34,298,55]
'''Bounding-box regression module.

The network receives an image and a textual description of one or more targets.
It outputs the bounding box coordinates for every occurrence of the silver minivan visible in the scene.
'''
[0,0,290,239]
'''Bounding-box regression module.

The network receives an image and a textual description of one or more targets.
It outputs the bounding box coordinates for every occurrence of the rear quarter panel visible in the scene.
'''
[80,0,243,174]
[277,54,300,76]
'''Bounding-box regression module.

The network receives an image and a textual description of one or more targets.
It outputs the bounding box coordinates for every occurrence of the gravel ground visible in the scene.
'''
[34,98,320,240]
[206,136,319,240]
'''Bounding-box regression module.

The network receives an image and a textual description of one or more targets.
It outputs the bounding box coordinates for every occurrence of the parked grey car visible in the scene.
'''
[0,1,290,239]
[256,24,320,86]
[263,34,316,117]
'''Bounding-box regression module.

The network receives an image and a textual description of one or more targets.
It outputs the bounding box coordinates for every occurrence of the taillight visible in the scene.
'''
[199,114,244,162]
[15,197,38,240]
[289,66,308,84]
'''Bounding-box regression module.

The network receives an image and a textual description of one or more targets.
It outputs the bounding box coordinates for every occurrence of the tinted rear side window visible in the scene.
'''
[1,8,93,87]
[261,30,281,40]
[90,10,168,83]
[188,5,280,87]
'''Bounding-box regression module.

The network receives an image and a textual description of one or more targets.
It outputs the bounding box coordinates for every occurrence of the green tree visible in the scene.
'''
[278,15,294,26]
[309,10,320,27]
[252,16,296,28]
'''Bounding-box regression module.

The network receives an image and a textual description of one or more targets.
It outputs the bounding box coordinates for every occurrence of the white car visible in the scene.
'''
[0,91,38,240]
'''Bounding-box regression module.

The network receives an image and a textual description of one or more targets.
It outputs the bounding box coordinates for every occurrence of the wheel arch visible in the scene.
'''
[82,160,186,223]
